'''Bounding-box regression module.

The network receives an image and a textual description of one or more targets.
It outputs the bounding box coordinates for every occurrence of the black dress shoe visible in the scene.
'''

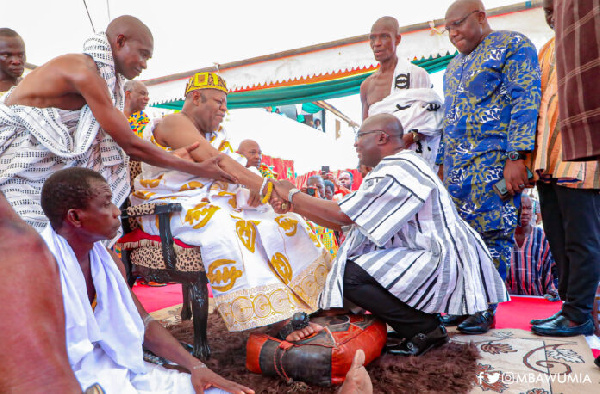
[531,315,594,337]
[441,314,468,326]
[387,325,449,356]
[457,310,495,334]
[530,311,562,326]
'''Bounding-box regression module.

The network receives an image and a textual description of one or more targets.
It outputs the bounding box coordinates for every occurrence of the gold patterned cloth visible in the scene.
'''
[131,122,331,331]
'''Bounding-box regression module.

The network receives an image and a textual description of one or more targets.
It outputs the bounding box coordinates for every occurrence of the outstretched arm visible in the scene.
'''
[154,114,266,194]
[68,57,235,183]
[273,180,354,231]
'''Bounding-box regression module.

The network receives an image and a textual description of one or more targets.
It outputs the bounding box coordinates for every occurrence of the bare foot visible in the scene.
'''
[285,322,324,342]
[338,349,373,394]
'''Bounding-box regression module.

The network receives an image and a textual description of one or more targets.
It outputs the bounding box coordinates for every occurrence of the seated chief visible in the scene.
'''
[40,168,253,394]
[271,113,508,356]
[131,72,331,338]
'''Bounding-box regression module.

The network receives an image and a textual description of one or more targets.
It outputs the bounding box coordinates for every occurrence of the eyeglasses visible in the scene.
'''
[444,10,481,32]
[355,130,384,141]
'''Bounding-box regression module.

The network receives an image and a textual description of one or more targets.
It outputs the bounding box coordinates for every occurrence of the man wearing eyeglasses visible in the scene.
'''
[0,28,25,96]
[270,113,508,357]
[437,0,541,334]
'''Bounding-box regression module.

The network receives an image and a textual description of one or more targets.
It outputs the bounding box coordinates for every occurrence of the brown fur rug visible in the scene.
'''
[166,313,480,393]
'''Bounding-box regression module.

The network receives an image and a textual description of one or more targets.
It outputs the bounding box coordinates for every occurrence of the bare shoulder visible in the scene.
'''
[154,113,193,141]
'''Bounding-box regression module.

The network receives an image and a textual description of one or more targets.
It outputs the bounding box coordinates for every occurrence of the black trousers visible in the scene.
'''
[343,260,439,338]
[537,181,600,323]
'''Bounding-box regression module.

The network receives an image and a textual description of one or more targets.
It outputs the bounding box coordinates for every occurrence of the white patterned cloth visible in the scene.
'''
[0,32,129,231]
[368,88,443,170]
[319,150,508,315]
[41,226,222,393]
[131,123,331,332]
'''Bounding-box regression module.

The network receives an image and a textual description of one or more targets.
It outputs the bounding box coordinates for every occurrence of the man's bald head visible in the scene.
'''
[354,113,405,167]
[237,139,262,168]
[446,0,486,16]
[106,15,154,80]
[372,16,400,35]
[124,80,149,114]
[444,0,490,55]
[106,15,153,43]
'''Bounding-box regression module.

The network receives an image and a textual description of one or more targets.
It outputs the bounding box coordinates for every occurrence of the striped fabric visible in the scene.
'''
[319,150,508,315]
[0,33,129,230]
[531,37,600,189]
[506,226,558,297]
[555,0,600,161]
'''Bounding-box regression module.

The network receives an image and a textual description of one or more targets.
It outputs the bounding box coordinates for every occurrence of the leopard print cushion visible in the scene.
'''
[130,245,205,272]
[129,160,142,186]
[125,203,157,216]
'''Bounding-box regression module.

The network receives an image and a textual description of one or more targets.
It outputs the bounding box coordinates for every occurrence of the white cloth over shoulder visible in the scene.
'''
[0,32,129,231]
[369,88,443,169]
[319,150,508,315]
[40,226,216,393]
[388,58,432,91]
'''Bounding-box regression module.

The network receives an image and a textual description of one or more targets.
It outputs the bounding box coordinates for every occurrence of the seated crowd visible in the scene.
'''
[1,0,599,392]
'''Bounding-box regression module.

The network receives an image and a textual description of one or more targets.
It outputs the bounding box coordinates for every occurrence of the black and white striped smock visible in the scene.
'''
[319,150,508,315]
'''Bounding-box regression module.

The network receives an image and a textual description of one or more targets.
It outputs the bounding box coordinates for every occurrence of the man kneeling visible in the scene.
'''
[40,168,253,393]
[272,114,508,356]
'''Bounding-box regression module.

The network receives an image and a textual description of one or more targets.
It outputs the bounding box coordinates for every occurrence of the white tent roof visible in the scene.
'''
[145,2,552,106]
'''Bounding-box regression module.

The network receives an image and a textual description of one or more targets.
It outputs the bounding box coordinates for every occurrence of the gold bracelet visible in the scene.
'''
[261,181,274,204]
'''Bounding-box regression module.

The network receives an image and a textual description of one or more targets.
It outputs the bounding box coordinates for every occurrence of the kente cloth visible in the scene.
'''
[368,88,443,169]
[319,150,508,315]
[132,123,331,332]
[307,221,339,258]
[555,0,600,161]
[258,163,278,179]
[437,30,541,234]
[40,226,216,393]
[531,37,600,189]
[506,226,558,297]
[0,33,129,231]
[128,110,150,139]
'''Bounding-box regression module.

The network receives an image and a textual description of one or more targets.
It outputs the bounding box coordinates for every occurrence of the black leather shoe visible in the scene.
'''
[387,325,449,356]
[457,311,495,334]
[441,314,468,326]
[530,311,562,326]
[531,315,594,337]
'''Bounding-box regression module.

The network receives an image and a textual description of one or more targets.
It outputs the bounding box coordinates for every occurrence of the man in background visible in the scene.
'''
[0,28,25,95]
[124,80,150,138]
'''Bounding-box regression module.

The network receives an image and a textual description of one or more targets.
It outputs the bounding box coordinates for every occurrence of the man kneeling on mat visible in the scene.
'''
[271,114,508,356]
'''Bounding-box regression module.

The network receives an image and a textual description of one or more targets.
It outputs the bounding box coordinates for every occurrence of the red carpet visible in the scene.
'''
[133,285,599,357]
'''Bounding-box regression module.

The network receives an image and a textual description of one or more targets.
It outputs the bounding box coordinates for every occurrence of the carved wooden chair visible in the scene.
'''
[117,160,211,359]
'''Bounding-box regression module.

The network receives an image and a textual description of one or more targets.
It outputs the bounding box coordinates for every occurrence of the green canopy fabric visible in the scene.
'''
[153,52,455,111]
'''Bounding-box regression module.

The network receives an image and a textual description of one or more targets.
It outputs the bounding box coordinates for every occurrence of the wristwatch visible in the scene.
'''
[507,151,526,161]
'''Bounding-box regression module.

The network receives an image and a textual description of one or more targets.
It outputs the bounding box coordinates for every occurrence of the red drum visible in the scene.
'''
[246,313,386,386]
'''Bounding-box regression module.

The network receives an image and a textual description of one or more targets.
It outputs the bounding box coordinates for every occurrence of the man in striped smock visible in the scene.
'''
[272,113,508,356]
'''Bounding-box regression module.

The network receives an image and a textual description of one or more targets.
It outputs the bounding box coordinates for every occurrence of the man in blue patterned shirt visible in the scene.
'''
[437,0,541,333]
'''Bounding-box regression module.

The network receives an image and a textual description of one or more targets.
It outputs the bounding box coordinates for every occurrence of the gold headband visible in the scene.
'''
[185,72,228,95]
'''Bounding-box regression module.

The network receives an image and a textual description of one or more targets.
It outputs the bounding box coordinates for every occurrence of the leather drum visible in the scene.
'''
[246,313,386,386]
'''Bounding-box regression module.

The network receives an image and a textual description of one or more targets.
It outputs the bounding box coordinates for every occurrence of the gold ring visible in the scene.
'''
[281,203,288,210]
